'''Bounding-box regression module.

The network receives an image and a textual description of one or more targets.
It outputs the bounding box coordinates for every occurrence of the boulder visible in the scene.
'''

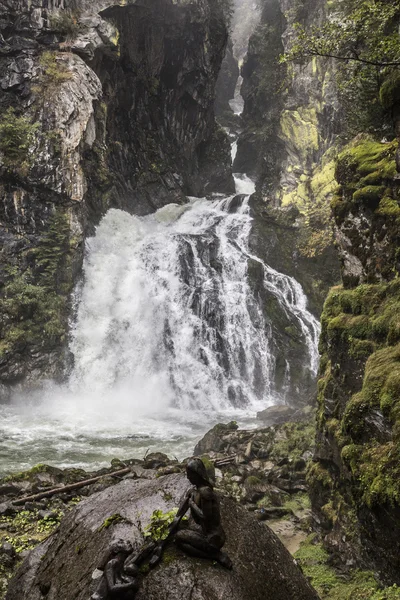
[256,405,298,426]
[194,421,238,455]
[6,474,318,600]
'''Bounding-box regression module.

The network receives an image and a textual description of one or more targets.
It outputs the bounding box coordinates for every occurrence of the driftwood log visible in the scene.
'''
[11,468,131,506]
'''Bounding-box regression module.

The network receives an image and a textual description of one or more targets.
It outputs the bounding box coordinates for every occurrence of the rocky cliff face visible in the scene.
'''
[235,0,340,314]
[0,0,233,395]
[310,136,400,584]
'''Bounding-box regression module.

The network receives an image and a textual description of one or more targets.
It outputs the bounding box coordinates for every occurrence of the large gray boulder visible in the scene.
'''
[6,474,319,600]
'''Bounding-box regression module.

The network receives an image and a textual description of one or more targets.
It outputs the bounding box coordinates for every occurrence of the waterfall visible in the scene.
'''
[69,171,319,413]
[0,72,320,474]
[69,176,270,412]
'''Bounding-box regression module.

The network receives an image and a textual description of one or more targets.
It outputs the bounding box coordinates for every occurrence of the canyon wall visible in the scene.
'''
[0,0,233,393]
[235,0,341,315]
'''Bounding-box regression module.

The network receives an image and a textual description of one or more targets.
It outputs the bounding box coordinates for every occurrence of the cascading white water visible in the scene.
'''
[68,169,319,415]
[0,67,320,474]
[69,178,273,413]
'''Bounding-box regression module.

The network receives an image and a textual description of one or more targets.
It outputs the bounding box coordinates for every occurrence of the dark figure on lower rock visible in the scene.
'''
[150,458,233,570]
[91,539,139,600]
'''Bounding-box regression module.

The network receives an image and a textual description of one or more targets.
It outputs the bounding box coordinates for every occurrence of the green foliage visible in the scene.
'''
[33,51,73,97]
[98,513,125,532]
[0,108,38,173]
[34,209,71,291]
[0,508,63,555]
[49,10,81,37]
[282,1,400,135]
[143,509,179,542]
[295,534,400,598]
[283,2,400,68]
[0,209,72,358]
[0,269,65,356]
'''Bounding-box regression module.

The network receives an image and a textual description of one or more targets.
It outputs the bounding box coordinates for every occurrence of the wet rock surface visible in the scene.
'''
[0,0,234,392]
[5,473,319,600]
[0,417,317,598]
[235,0,340,315]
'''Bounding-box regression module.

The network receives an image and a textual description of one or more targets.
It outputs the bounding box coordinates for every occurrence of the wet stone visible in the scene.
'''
[0,502,17,517]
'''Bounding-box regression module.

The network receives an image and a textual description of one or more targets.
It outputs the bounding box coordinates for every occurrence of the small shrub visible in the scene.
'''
[0,107,38,172]
[144,509,181,541]
[33,51,73,97]
[49,10,81,38]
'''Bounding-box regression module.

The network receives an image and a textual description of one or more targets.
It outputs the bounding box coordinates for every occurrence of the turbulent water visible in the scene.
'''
[0,71,320,474]
[0,170,319,474]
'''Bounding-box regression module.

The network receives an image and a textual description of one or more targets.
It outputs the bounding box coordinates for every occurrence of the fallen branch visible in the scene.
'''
[12,468,131,506]
[214,455,237,467]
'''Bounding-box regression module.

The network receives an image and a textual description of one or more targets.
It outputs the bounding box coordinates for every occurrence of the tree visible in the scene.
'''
[282,0,400,136]
[283,1,400,67]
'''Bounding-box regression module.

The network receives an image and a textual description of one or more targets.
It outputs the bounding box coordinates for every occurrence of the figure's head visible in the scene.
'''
[186,458,212,487]
[110,539,133,560]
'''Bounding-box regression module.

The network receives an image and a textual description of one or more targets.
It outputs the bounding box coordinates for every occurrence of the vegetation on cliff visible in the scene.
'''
[0,209,73,364]
[310,133,400,582]
[283,0,400,136]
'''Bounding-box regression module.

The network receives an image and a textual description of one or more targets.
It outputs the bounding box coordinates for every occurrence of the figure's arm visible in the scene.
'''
[105,562,138,595]
[193,487,217,522]
[104,560,117,590]
[188,497,205,520]
[174,487,193,520]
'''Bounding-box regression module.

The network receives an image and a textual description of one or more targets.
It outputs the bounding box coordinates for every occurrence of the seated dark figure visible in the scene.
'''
[174,458,233,569]
[91,539,139,600]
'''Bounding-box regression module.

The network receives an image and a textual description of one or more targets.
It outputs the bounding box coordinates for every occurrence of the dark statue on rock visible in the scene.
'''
[91,458,232,599]
[152,458,232,569]
[91,539,139,600]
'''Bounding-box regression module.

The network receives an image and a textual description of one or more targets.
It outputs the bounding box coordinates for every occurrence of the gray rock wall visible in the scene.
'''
[0,0,234,393]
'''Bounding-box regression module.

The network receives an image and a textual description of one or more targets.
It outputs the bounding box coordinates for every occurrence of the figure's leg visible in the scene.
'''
[90,575,108,600]
[175,530,232,569]
[175,530,211,558]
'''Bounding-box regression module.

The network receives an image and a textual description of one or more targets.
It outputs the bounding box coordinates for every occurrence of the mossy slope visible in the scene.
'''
[311,134,400,584]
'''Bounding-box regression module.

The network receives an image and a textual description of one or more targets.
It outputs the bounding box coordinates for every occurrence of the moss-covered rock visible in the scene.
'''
[311,278,400,584]
[333,137,399,287]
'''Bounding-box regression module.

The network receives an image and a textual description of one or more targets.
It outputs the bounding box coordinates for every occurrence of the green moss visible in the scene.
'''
[294,535,383,599]
[376,196,400,221]
[280,107,319,164]
[380,71,400,110]
[330,194,350,223]
[360,170,385,186]
[98,513,125,531]
[318,279,400,510]
[162,546,179,565]
[0,463,60,483]
[244,476,261,487]
[336,138,397,185]
[349,339,376,360]
[352,185,385,207]
[270,420,316,461]
[282,492,311,513]
[307,462,333,490]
